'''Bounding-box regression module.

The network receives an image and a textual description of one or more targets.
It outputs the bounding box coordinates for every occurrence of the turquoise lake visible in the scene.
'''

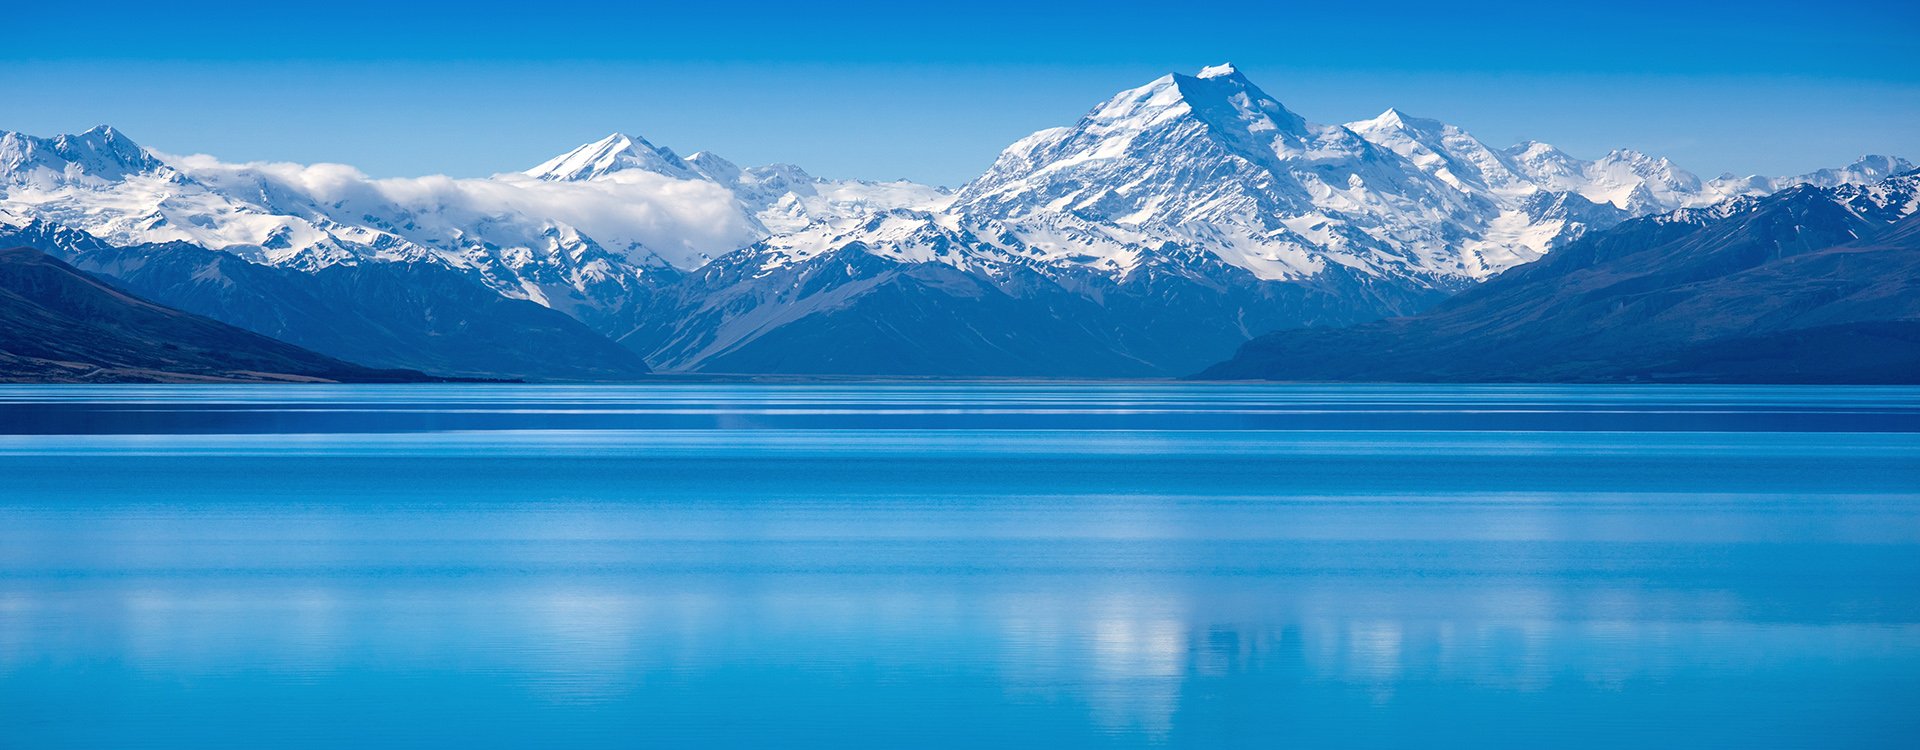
[2,383,1917,747]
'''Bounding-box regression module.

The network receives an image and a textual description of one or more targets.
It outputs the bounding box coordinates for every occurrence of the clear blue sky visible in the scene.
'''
[4,0,1916,185]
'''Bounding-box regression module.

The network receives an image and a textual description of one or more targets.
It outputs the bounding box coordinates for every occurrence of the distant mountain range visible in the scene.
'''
[0,246,428,383]
[1200,174,1920,383]
[1,65,1912,381]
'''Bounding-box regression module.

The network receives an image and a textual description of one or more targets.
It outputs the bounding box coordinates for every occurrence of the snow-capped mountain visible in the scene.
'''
[1,126,165,186]
[526,132,707,182]
[951,64,1518,280]
[2,64,1909,377]
[525,131,952,237]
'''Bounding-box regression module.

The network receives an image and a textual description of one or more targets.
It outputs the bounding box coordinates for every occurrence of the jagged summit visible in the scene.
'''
[1,125,165,185]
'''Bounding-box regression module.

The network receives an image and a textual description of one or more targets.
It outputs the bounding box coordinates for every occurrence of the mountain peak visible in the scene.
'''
[1166,64,1310,139]
[525,132,700,182]
[57,125,147,157]
[1352,107,1448,136]
[1,124,162,184]
[1195,62,1242,80]
[953,63,1381,230]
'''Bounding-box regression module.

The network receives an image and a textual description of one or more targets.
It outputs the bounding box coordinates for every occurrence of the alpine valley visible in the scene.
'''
[2,65,1913,380]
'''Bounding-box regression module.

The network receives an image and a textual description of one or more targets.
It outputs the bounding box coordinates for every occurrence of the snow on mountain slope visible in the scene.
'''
[1343,110,1913,239]
[1344,109,1539,197]
[726,165,953,236]
[741,208,1030,274]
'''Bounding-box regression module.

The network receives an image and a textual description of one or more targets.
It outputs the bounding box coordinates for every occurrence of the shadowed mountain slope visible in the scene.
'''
[0,221,654,381]
[0,247,431,383]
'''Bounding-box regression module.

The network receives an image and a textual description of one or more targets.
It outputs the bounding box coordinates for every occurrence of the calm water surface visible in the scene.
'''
[2,384,1917,747]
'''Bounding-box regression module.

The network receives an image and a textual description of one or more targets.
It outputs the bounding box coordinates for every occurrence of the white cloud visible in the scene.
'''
[164,152,761,268]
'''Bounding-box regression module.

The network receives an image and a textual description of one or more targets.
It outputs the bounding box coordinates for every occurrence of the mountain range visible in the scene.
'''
[2,64,1912,381]
[1201,175,1920,383]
